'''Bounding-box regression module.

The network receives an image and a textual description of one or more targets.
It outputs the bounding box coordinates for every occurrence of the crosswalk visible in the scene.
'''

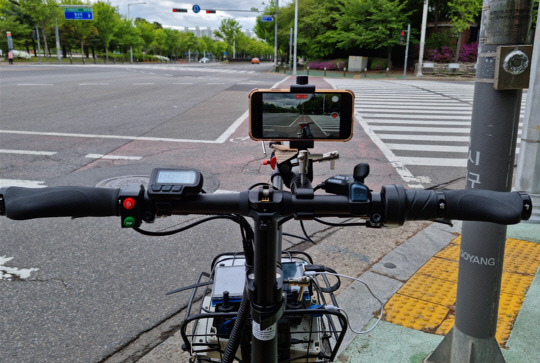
[327,79,526,187]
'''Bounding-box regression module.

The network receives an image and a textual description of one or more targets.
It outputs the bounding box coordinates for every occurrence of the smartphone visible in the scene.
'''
[249,89,354,141]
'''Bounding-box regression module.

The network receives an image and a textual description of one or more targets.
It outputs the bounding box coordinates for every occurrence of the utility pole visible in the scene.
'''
[128,2,146,64]
[416,0,428,77]
[403,24,411,77]
[292,0,298,75]
[426,1,535,362]
[274,0,279,68]
[515,9,540,223]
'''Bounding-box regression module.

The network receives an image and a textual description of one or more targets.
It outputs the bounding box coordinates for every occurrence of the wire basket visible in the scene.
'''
[180,251,348,362]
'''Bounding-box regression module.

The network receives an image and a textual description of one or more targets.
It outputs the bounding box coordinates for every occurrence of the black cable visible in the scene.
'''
[282,232,312,243]
[133,215,243,236]
[314,217,367,227]
[300,220,316,244]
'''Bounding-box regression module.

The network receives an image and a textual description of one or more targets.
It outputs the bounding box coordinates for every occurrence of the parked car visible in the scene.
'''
[199,57,210,63]
[251,57,260,64]
[12,50,31,59]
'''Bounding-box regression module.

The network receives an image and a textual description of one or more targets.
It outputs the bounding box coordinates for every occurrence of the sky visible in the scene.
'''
[102,0,272,32]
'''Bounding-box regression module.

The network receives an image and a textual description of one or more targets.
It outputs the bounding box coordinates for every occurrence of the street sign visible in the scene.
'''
[192,4,200,13]
[64,7,93,20]
[261,16,273,22]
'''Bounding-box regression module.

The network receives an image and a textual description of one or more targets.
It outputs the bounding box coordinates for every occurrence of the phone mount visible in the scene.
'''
[290,76,315,150]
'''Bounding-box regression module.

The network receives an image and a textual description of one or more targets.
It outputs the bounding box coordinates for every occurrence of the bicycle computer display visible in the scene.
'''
[148,168,203,200]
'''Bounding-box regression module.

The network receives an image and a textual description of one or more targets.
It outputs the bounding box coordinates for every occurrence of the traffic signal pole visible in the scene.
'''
[515,9,540,223]
[426,1,534,362]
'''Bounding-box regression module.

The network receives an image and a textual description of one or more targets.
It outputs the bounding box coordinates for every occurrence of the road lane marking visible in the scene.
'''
[0,179,46,187]
[85,154,142,160]
[0,256,39,280]
[0,129,217,143]
[17,83,54,86]
[386,144,469,153]
[0,149,56,156]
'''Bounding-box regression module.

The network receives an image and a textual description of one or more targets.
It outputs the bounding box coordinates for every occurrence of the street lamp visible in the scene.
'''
[128,2,146,64]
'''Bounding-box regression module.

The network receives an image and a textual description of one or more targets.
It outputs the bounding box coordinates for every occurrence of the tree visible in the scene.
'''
[115,17,142,55]
[214,18,242,58]
[19,0,59,58]
[321,0,412,67]
[93,1,120,60]
[134,18,155,53]
[0,0,32,52]
[448,0,482,61]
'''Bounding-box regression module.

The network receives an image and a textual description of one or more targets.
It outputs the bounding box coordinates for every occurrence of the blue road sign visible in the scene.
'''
[64,7,93,20]
[192,4,200,13]
[261,16,273,22]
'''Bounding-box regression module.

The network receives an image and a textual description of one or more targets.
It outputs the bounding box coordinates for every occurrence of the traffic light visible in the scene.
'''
[400,30,405,45]
[172,8,187,12]
[206,9,216,13]
[32,30,37,40]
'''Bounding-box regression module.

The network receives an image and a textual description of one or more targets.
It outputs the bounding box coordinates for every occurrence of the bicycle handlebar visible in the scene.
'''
[381,185,531,225]
[0,186,120,220]
[0,185,532,225]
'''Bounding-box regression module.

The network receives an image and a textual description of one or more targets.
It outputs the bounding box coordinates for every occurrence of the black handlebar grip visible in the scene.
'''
[1,186,120,220]
[381,185,532,225]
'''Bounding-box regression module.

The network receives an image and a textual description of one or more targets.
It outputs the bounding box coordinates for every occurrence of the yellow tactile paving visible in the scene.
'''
[383,236,540,347]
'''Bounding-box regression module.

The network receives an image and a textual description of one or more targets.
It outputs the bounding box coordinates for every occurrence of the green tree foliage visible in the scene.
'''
[93,1,120,60]
[321,0,412,66]
[448,0,482,61]
[18,0,59,57]
[214,18,242,57]
[0,0,31,51]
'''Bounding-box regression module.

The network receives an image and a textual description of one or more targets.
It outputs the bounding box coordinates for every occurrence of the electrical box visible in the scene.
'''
[348,56,368,72]
[494,45,533,90]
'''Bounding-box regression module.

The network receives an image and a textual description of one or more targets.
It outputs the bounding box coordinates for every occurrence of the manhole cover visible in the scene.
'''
[96,175,150,188]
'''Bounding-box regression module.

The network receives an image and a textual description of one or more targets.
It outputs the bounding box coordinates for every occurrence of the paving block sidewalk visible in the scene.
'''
[337,222,540,362]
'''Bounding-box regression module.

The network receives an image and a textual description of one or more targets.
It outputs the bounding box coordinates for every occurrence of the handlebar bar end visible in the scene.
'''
[0,188,6,216]
[381,184,407,226]
[518,191,533,221]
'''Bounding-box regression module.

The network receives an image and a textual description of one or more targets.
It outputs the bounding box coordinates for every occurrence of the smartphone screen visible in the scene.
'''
[249,90,354,141]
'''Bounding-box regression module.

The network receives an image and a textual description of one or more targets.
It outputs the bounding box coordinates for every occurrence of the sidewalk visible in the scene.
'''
[336,221,540,362]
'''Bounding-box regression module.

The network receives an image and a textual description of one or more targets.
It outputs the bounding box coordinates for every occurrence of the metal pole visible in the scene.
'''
[403,23,411,77]
[274,0,279,68]
[426,1,534,362]
[55,17,62,62]
[289,28,293,71]
[292,0,298,75]
[128,2,146,64]
[515,9,540,223]
[36,26,42,63]
[416,0,428,76]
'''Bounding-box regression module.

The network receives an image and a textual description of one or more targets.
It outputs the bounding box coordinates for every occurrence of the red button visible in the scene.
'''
[123,197,136,210]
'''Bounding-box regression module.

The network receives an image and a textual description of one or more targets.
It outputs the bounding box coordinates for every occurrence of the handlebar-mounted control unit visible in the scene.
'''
[148,168,203,200]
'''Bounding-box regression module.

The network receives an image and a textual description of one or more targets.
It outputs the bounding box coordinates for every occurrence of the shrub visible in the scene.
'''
[459,42,478,62]
[426,46,455,62]
[307,59,346,70]
[369,57,387,70]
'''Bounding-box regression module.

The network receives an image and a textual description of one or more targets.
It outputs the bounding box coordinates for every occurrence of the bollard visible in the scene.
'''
[364,68,367,78]
[324,67,327,77]
[343,67,347,77]
[386,67,390,77]
[307,66,309,76]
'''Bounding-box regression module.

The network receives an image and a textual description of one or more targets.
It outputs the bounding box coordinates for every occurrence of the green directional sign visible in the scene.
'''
[64,7,93,20]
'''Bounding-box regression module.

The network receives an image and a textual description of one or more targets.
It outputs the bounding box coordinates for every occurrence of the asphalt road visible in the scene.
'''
[0,61,294,363]
[0,63,477,362]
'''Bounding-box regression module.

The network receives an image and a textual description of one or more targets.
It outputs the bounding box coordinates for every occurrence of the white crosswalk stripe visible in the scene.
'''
[327,79,527,187]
